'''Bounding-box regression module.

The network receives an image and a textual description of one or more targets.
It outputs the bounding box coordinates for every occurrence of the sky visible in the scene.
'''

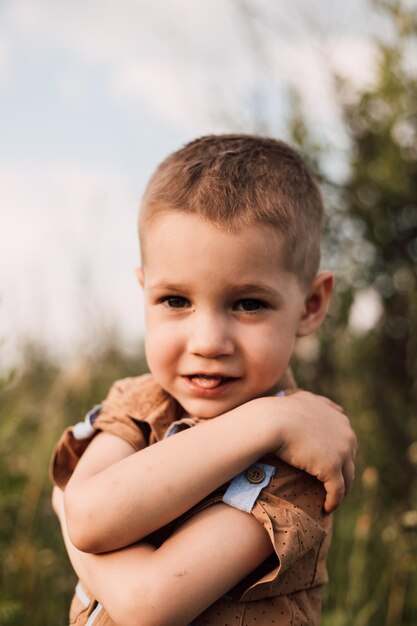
[0,0,387,369]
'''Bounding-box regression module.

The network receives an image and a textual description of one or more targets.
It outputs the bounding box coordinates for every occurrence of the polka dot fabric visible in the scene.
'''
[237,455,331,602]
[181,455,331,625]
[195,587,322,625]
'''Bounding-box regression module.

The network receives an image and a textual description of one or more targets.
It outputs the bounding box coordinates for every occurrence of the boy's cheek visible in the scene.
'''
[145,330,175,374]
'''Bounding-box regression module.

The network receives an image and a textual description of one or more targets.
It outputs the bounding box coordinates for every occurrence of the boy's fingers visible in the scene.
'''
[323,476,345,513]
[324,455,356,513]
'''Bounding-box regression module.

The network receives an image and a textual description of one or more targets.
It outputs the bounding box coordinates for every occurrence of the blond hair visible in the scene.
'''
[139,134,324,286]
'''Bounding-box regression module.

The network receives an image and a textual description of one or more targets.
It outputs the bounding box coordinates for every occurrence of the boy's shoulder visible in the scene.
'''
[98,373,185,443]
[51,373,183,488]
[101,373,170,421]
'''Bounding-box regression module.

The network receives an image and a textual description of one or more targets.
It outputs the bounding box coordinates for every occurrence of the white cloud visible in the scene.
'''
[267,36,377,119]
[329,38,378,87]
[0,162,145,367]
[2,0,233,130]
[1,0,379,132]
[57,71,89,106]
[111,62,207,130]
[0,36,13,86]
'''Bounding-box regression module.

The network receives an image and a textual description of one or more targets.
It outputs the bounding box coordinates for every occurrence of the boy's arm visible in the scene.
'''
[64,391,356,553]
[54,486,274,626]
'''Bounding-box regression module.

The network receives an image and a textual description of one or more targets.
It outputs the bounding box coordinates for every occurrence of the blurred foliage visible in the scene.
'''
[1,1,417,625]
[291,1,417,624]
[0,344,147,625]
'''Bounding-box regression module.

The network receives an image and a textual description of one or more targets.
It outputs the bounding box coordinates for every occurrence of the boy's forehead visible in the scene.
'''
[140,211,297,288]
[141,210,285,256]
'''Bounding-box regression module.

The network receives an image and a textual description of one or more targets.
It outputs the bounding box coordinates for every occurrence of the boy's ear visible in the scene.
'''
[135,267,145,287]
[296,271,334,337]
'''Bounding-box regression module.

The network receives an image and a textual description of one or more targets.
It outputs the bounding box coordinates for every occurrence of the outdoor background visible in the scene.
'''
[1,0,416,624]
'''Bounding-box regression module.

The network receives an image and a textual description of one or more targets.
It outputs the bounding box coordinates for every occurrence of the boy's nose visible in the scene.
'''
[187,312,235,358]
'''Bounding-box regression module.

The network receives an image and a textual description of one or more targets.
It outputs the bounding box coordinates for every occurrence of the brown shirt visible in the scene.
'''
[52,374,332,626]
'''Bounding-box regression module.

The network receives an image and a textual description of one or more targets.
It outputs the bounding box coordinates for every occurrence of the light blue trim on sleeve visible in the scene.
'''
[75,582,90,608]
[222,463,276,513]
[72,404,102,440]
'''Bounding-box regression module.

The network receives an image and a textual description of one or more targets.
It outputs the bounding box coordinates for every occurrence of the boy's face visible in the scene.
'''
[139,212,329,419]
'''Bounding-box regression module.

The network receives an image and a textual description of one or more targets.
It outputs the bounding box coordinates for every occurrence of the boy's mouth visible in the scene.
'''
[185,374,234,389]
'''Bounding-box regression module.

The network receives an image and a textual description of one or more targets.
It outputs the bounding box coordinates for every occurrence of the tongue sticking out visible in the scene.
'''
[190,375,224,389]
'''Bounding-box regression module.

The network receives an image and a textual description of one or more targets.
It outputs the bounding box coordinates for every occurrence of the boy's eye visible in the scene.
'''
[234,299,266,312]
[162,296,190,309]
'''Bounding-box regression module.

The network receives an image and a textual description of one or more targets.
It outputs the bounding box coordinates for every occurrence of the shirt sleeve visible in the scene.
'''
[50,374,164,488]
[174,454,332,603]
[231,455,332,601]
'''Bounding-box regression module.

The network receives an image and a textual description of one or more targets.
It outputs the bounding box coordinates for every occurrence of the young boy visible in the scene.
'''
[51,135,357,626]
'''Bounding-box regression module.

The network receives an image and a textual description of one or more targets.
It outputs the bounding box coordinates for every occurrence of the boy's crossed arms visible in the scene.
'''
[53,389,356,626]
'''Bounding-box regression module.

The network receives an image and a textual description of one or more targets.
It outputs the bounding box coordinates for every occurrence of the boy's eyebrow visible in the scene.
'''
[148,281,190,293]
[148,281,284,301]
[231,283,285,302]
[232,283,285,305]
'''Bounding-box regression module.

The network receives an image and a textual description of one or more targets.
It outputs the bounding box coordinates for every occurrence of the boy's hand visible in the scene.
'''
[272,391,357,513]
